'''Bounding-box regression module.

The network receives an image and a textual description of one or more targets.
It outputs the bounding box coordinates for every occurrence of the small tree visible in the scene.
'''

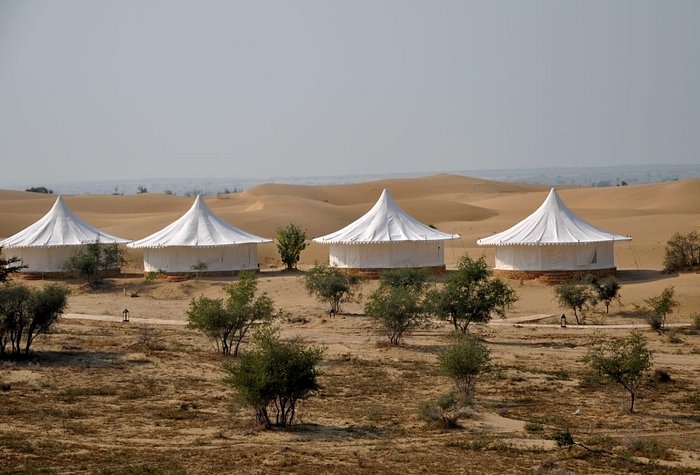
[365,285,426,345]
[304,265,362,314]
[276,224,307,270]
[585,331,653,413]
[191,260,209,277]
[554,282,595,324]
[0,247,26,283]
[378,267,429,291]
[587,276,621,314]
[438,334,491,399]
[224,329,323,428]
[187,271,275,356]
[224,272,275,356]
[24,285,69,355]
[0,284,68,357]
[663,231,700,272]
[137,185,148,194]
[644,287,679,332]
[426,256,517,333]
[62,240,124,289]
[0,285,30,356]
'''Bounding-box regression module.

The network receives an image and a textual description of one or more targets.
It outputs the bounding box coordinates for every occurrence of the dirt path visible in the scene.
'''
[62,313,187,326]
[62,312,691,330]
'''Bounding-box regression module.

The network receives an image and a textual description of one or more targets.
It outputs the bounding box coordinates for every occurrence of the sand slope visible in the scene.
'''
[2,175,699,269]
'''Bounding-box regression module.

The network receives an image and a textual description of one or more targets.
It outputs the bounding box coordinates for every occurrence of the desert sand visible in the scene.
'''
[1,175,700,473]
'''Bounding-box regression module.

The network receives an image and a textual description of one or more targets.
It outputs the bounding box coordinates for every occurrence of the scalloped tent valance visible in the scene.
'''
[0,196,130,248]
[477,188,631,246]
[128,195,272,249]
[313,189,459,244]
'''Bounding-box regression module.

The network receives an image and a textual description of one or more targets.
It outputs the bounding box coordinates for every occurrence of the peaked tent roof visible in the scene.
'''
[477,188,631,246]
[128,195,272,248]
[0,196,130,248]
[313,189,460,244]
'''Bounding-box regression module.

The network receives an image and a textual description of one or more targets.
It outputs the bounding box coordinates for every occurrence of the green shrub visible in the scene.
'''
[223,329,323,428]
[304,265,362,314]
[62,240,124,288]
[275,223,307,270]
[378,267,429,291]
[552,430,575,448]
[426,255,517,333]
[190,260,209,275]
[525,421,545,433]
[187,271,275,356]
[437,334,491,398]
[646,312,663,331]
[585,330,653,413]
[663,231,700,272]
[554,282,595,324]
[644,287,679,332]
[364,285,426,345]
[0,284,68,357]
[587,275,621,314]
[0,247,26,282]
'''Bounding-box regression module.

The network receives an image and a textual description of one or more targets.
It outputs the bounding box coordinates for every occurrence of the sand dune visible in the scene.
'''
[2,175,699,270]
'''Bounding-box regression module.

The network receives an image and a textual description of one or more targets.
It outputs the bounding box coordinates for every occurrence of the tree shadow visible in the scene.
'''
[487,340,579,350]
[402,342,445,355]
[286,422,387,441]
[615,308,647,320]
[1,350,151,368]
[259,268,306,278]
[616,269,677,284]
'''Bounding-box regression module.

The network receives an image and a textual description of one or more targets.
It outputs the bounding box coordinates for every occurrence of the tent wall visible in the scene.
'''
[143,244,259,273]
[6,247,75,273]
[493,242,615,271]
[328,241,445,269]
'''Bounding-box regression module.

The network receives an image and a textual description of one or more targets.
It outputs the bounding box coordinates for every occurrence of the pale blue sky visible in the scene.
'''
[1,0,698,183]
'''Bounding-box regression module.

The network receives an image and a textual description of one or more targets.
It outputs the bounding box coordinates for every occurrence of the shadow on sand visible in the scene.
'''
[1,350,151,368]
[616,269,677,284]
[286,422,386,441]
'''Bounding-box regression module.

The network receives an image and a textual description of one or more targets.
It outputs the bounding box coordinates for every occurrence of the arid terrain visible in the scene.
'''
[1,175,700,473]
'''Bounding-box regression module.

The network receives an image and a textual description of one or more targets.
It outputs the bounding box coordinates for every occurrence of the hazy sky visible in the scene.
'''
[1,0,698,183]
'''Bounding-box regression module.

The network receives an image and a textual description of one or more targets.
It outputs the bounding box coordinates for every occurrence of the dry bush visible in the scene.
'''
[418,392,475,429]
[133,324,167,354]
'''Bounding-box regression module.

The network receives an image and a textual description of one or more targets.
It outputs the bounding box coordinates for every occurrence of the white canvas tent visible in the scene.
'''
[128,195,271,274]
[477,188,631,275]
[313,189,459,271]
[0,196,130,273]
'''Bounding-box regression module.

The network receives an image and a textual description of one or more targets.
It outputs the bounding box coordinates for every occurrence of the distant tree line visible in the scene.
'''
[25,186,53,194]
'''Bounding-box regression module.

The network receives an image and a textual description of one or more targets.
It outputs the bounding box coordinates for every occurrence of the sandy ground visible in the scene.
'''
[0,269,698,473]
[1,175,700,473]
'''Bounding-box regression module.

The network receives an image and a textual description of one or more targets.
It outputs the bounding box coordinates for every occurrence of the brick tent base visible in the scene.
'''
[144,269,262,282]
[493,268,618,285]
[11,269,123,281]
[338,265,447,279]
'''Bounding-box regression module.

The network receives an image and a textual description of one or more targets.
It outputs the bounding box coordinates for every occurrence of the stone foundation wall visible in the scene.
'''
[148,269,262,282]
[493,268,618,285]
[12,269,123,281]
[340,265,447,279]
